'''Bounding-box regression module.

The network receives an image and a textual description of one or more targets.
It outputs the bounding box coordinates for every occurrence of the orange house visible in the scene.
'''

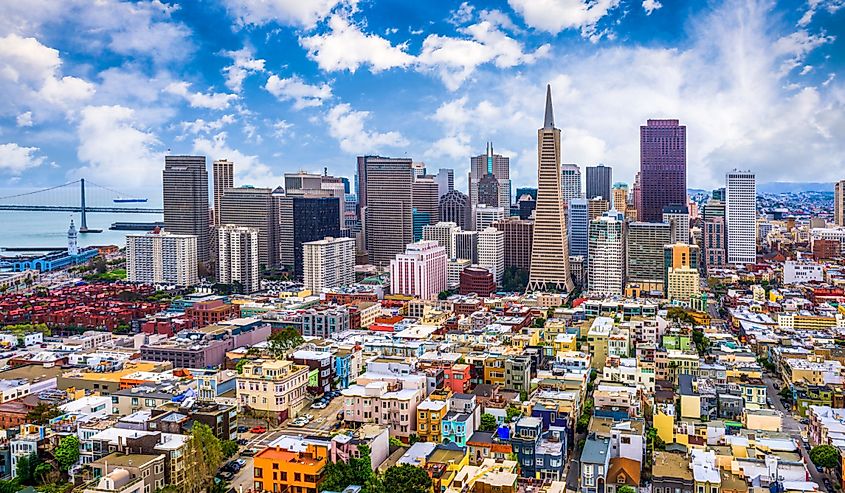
[253,444,327,493]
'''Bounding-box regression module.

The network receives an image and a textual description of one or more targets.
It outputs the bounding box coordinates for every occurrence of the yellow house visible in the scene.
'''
[425,443,470,492]
[552,333,578,355]
[653,405,675,444]
[417,398,449,443]
[742,408,782,432]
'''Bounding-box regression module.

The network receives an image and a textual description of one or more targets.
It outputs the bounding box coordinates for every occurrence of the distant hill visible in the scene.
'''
[757,182,834,193]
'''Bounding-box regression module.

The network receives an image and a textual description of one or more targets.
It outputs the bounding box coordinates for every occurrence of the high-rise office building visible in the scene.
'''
[475,205,505,231]
[725,170,757,266]
[585,164,612,201]
[494,217,533,272]
[447,258,472,289]
[217,225,260,293]
[284,171,347,230]
[439,190,472,231]
[390,240,447,300]
[212,159,233,227]
[477,173,500,207]
[612,183,628,215]
[527,85,573,292]
[359,157,414,266]
[517,194,536,220]
[452,230,479,263]
[302,236,355,293]
[561,163,582,205]
[478,227,505,286]
[632,172,642,221]
[276,195,341,277]
[588,212,625,296]
[835,180,845,226]
[218,186,273,268]
[163,155,209,262]
[662,204,690,244]
[626,222,671,291]
[663,243,700,300]
[703,217,726,271]
[127,229,198,286]
[422,222,460,254]
[470,142,511,208]
[284,171,324,192]
[567,198,589,261]
[639,119,687,222]
[413,176,440,226]
[435,168,455,198]
[587,198,610,220]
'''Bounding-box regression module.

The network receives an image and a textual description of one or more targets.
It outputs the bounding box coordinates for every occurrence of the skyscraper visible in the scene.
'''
[478,227,504,286]
[423,222,460,254]
[217,225,260,293]
[477,173,500,207]
[390,240,447,300]
[494,217,533,272]
[360,157,414,266]
[725,170,757,266]
[664,243,701,301]
[585,165,612,201]
[475,205,505,231]
[611,183,628,215]
[439,190,472,231]
[412,176,440,225]
[662,204,690,244]
[212,159,233,226]
[703,217,726,272]
[218,186,273,268]
[435,168,455,198]
[567,198,589,261]
[527,85,573,293]
[470,143,511,208]
[163,155,210,262]
[835,180,845,226]
[639,119,687,222]
[127,229,198,286]
[626,222,671,291]
[302,236,355,293]
[276,195,341,277]
[452,230,479,263]
[588,212,625,296]
[560,163,582,205]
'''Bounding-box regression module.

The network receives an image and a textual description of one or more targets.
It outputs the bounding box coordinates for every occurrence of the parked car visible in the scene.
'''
[250,425,267,433]
[236,438,248,446]
[217,471,234,481]
[240,448,258,457]
[311,402,327,409]
[223,461,240,473]
[237,426,249,433]
[235,459,246,468]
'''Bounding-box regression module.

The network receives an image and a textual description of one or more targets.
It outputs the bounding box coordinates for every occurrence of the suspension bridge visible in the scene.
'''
[0,179,163,233]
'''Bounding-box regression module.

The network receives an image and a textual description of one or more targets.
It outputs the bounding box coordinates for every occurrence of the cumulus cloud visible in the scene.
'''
[507,0,621,39]
[265,74,332,109]
[0,143,46,174]
[73,105,162,187]
[178,114,236,136]
[221,47,266,93]
[325,103,409,154]
[427,0,845,189]
[797,0,845,27]
[0,34,95,116]
[165,81,238,110]
[222,0,356,28]
[16,111,33,127]
[300,15,415,73]
[192,131,283,186]
[642,0,662,15]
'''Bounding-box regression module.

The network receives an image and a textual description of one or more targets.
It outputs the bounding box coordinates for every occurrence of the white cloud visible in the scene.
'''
[0,34,95,116]
[772,30,835,75]
[424,133,471,160]
[222,0,357,28]
[192,131,282,186]
[178,114,236,136]
[449,2,475,25]
[798,0,845,27]
[16,111,33,127]
[299,14,414,73]
[265,74,332,109]
[165,81,238,110]
[73,105,162,187]
[642,0,662,15]
[221,47,266,93]
[0,142,45,173]
[273,120,293,138]
[507,0,621,39]
[325,103,409,154]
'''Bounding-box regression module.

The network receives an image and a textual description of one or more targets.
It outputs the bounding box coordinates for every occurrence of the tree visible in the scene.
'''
[618,486,637,493]
[388,437,405,449]
[221,440,239,459]
[532,317,546,328]
[479,413,497,432]
[181,422,223,493]
[0,479,20,493]
[26,403,61,425]
[505,405,521,423]
[55,435,81,472]
[16,453,39,485]
[779,386,792,401]
[267,328,305,358]
[320,445,375,493]
[94,257,107,274]
[809,445,840,469]
[502,267,529,292]
[381,464,432,493]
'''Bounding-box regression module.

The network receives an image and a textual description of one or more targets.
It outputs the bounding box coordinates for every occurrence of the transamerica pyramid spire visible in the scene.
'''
[543,84,555,129]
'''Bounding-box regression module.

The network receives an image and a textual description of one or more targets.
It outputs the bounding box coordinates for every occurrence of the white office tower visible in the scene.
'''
[560,163,582,205]
[390,240,447,300]
[588,212,625,296]
[475,205,505,231]
[662,204,690,244]
[423,221,460,254]
[218,225,260,293]
[303,236,355,294]
[478,227,505,286]
[725,170,757,266]
[127,229,198,286]
[447,258,472,289]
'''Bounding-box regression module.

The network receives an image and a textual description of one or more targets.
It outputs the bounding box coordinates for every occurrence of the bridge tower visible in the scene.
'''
[78,179,101,233]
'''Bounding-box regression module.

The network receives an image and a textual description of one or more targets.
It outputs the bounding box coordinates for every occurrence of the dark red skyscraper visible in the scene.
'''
[639,119,686,222]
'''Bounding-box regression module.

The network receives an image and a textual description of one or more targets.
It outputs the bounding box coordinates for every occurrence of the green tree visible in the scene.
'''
[181,422,223,493]
[221,440,239,459]
[0,479,20,493]
[94,257,107,274]
[502,267,529,292]
[16,453,40,485]
[532,317,546,328]
[381,464,432,493]
[235,359,248,374]
[267,328,305,358]
[779,386,792,401]
[26,402,62,425]
[388,437,405,449]
[505,405,521,423]
[479,413,498,432]
[319,445,375,493]
[55,435,81,472]
[618,486,637,493]
[809,445,840,469]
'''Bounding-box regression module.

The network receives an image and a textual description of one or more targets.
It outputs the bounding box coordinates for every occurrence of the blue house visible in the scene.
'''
[511,417,567,480]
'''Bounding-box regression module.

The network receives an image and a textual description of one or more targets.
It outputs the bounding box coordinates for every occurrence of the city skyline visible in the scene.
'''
[0,0,843,193]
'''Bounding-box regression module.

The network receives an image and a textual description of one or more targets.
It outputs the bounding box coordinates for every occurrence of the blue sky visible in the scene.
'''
[0,0,843,195]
